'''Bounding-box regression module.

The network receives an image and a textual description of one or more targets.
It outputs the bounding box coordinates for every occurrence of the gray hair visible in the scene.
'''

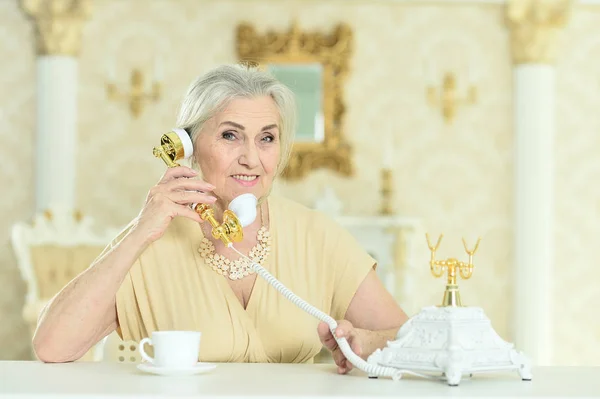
[176,64,296,176]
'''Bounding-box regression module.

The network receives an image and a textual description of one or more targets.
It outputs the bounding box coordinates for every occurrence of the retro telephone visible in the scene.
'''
[153,129,533,386]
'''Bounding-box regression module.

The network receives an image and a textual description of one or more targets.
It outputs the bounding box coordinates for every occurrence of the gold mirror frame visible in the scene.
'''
[236,22,354,180]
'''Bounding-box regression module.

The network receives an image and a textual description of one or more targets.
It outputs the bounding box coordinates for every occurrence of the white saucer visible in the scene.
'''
[137,362,217,376]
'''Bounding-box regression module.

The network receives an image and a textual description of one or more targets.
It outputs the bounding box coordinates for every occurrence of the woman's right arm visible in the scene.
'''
[32,229,148,363]
[32,167,216,363]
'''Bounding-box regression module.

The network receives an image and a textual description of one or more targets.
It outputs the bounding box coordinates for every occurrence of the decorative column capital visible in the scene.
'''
[506,0,572,65]
[21,0,92,56]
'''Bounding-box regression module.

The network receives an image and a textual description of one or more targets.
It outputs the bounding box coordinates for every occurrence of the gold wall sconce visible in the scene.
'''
[106,68,161,118]
[427,72,477,124]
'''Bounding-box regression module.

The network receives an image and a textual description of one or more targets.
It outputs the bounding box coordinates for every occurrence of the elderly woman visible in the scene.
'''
[32,65,408,374]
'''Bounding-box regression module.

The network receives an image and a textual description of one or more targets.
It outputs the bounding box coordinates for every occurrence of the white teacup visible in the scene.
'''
[139,331,201,368]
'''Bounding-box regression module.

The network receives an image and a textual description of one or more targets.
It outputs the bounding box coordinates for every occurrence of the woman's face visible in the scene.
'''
[195,96,281,207]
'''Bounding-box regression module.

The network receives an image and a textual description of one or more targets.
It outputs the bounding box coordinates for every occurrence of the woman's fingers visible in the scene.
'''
[172,203,203,223]
[334,320,354,338]
[169,191,217,205]
[151,169,216,206]
[158,166,198,184]
[317,322,337,351]
[317,322,347,370]
[135,167,213,244]
[333,321,361,374]
[166,177,215,193]
[318,320,363,374]
[344,338,362,372]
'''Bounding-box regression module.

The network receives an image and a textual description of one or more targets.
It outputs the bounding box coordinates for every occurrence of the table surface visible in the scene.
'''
[0,361,599,398]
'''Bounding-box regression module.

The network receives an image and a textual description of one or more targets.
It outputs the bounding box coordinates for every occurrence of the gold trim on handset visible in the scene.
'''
[152,131,186,167]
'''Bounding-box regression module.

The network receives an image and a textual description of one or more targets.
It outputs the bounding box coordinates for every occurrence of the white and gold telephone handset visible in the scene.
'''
[152,129,413,381]
[152,128,256,245]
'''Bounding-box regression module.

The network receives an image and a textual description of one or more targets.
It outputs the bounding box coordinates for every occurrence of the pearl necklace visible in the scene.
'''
[197,207,272,281]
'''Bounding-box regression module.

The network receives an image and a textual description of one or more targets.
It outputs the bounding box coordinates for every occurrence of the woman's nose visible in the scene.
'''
[239,143,260,167]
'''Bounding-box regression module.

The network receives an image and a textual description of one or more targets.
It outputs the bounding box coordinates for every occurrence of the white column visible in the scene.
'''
[21,0,91,213]
[507,0,570,366]
[513,65,555,366]
[35,57,78,212]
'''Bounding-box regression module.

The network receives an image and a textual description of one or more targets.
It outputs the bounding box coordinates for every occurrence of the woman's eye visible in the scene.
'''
[262,135,274,142]
[222,131,236,140]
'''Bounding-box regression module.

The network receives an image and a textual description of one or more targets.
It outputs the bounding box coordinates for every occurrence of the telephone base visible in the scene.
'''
[366,306,532,386]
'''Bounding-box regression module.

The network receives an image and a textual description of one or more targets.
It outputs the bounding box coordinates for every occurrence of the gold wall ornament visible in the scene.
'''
[106,68,161,119]
[426,233,481,307]
[427,71,477,124]
[236,21,353,180]
[20,0,91,56]
[506,0,572,65]
[379,168,394,215]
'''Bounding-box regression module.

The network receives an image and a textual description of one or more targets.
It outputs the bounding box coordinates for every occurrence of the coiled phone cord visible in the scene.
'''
[229,245,438,381]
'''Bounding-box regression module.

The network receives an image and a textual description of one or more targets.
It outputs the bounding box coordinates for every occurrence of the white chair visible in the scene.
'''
[11,207,120,361]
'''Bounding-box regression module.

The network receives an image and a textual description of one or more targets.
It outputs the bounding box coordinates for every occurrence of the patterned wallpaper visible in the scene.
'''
[0,0,36,360]
[0,0,597,366]
[554,6,600,366]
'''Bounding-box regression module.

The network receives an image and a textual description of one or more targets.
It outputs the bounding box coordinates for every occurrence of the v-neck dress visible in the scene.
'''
[114,195,376,363]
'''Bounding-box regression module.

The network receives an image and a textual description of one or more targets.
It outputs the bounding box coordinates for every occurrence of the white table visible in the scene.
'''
[0,361,598,398]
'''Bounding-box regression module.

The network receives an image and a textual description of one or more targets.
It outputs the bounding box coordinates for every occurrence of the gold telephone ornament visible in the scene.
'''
[426,233,481,307]
[153,128,252,246]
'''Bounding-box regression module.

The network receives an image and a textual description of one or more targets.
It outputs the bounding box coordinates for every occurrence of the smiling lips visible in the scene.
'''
[232,174,259,187]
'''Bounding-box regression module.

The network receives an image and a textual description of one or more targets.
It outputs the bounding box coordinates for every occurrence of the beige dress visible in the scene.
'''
[114,195,375,363]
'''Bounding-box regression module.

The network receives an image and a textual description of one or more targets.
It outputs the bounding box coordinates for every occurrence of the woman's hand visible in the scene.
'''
[131,166,216,245]
[317,320,363,374]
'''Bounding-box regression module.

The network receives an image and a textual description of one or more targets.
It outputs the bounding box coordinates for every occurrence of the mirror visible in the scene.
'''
[267,63,324,143]
[236,22,354,180]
